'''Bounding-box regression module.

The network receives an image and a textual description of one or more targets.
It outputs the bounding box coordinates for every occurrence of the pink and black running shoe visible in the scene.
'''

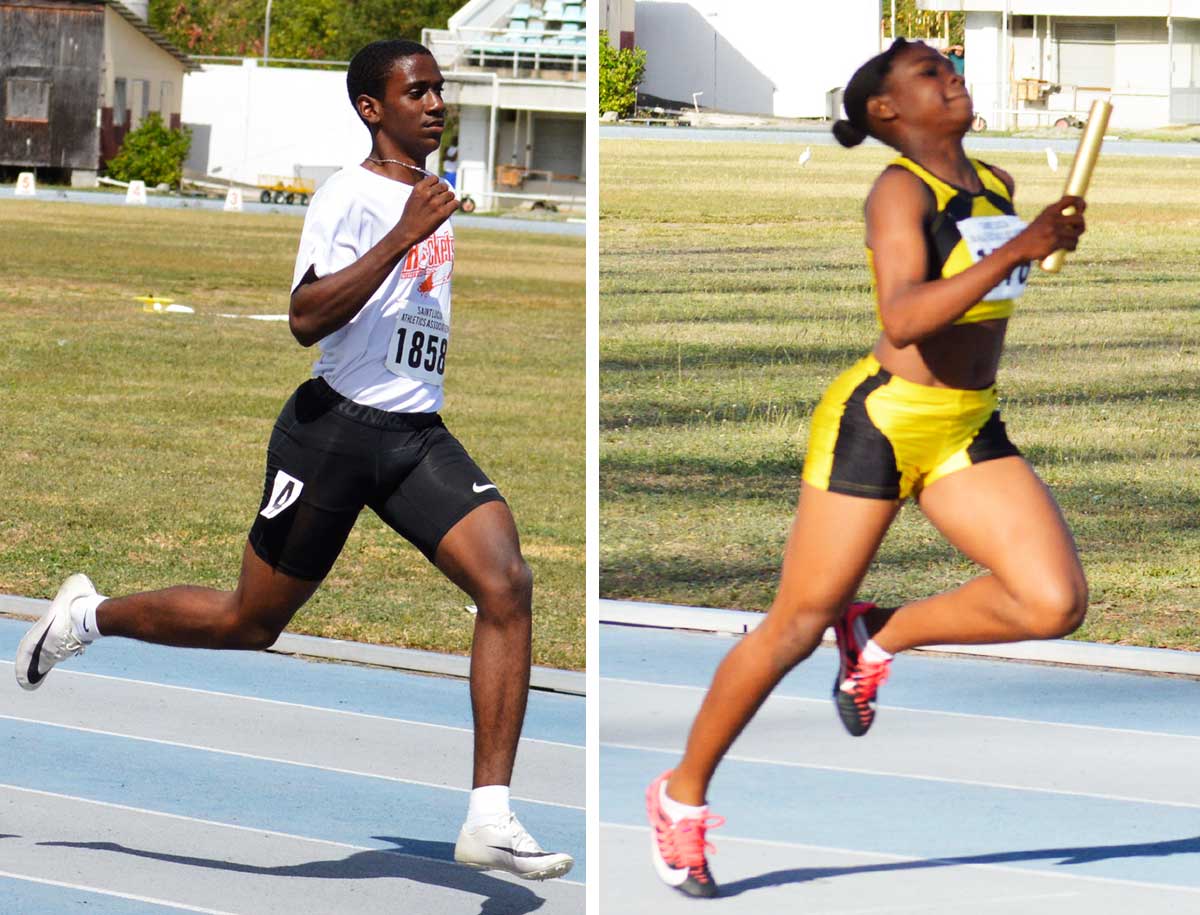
[646,770,725,898]
[833,600,891,736]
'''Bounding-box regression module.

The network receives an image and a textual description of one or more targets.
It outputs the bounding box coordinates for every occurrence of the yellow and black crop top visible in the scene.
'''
[868,156,1027,325]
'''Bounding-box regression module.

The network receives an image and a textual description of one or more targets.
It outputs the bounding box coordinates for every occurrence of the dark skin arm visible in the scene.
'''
[867,166,1086,349]
[288,175,458,347]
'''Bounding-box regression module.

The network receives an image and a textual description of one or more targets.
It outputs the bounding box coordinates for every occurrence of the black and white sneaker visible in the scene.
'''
[454,813,574,880]
[15,573,93,690]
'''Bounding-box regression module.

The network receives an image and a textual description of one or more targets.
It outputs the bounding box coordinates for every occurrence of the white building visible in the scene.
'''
[632,1,880,118]
[182,0,586,212]
[919,1,1200,128]
[424,0,586,210]
[600,0,636,48]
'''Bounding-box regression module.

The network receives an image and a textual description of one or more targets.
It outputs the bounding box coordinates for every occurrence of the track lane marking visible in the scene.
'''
[0,868,242,914]
[0,660,582,750]
[0,714,583,811]
[602,740,1200,810]
[0,783,586,888]
[602,822,1200,894]
[602,675,1200,741]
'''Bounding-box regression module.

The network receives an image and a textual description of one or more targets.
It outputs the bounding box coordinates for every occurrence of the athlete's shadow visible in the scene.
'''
[717,834,1200,897]
[40,835,551,914]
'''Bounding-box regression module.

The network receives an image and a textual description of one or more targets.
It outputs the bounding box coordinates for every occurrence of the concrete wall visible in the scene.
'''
[633,1,879,117]
[181,62,371,187]
[601,0,636,46]
[182,63,582,211]
[103,6,185,125]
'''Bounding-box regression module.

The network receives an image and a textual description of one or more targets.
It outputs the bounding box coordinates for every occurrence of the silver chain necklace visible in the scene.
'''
[366,157,437,179]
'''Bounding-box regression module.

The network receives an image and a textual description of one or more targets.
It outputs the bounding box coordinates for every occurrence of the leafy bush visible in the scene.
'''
[599,30,646,119]
[106,113,192,188]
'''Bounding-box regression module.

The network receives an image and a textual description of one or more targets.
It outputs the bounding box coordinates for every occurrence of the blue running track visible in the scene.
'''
[601,624,1200,914]
[0,617,583,914]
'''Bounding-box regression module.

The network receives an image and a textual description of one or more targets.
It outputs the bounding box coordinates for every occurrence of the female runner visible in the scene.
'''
[646,38,1088,898]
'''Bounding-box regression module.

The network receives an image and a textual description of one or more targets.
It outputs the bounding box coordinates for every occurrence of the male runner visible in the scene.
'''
[16,39,572,882]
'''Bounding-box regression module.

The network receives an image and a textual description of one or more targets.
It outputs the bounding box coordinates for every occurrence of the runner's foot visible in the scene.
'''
[15,573,94,690]
[454,812,574,880]
[833,600,891,736]
[646,770,725,898]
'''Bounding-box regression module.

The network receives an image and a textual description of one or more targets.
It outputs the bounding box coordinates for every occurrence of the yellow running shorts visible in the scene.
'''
[801,355,1020,501]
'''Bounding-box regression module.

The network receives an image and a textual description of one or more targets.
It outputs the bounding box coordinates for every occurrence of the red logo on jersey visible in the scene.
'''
[401,228,454,281]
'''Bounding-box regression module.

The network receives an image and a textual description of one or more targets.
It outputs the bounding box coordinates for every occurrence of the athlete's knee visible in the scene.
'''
[1018,575,1088,640]
[473,556,533,622]
[759,600,838,668]
[211,598,286,650]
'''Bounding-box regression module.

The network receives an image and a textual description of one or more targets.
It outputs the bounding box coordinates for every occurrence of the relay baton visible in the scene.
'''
[1041,99,1112,273]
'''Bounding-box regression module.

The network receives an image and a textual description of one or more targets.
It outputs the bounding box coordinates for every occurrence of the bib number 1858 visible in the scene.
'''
[386,326,447,386]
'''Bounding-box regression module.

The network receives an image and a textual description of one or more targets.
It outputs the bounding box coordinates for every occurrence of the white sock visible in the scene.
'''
[660,781,707,823]
[70,593,106,644]
[465,785,511,830]
[862,639,893,664]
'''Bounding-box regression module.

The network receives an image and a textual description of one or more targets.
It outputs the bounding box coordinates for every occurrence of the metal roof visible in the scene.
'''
[106,0,200,71]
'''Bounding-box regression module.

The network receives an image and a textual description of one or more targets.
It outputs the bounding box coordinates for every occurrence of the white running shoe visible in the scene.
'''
[454,813,574,881]
[15,573,94,690]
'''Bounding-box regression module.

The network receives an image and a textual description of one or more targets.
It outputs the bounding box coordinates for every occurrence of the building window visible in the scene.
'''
[114,77,127,125]
[159,80,172,115]
[1056,22,1116,89]
[140,79,150,120]
[6,78,50,122]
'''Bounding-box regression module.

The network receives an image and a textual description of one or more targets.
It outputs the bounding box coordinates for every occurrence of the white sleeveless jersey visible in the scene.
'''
[291,165,454,413]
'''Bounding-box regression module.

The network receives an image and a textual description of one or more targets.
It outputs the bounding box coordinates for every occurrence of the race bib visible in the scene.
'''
[385,303,449,386]
[955,215,1029,302]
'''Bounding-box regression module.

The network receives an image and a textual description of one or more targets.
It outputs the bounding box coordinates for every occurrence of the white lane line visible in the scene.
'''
[603,740,1200,810]
[602,822,1200,895]
[0,660,582,750]
[0,714,583,812]
[0,783,586,888]
[0,868,242,915]
[602,675,1200,742]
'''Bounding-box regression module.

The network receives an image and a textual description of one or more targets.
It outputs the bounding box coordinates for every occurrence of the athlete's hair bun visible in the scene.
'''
[832,119,867,148]
[835,38,912,149]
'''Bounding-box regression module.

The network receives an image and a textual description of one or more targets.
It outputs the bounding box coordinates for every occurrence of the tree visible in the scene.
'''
[881,1,964,45]
[105,113,193,187]
[149,0,462,61]
[599,30,646,119]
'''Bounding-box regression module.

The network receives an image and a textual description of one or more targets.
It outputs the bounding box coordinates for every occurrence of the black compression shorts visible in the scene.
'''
[247,377,505,581]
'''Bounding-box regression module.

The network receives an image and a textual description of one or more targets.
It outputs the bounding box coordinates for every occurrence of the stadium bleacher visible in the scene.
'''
[468,0,586,71]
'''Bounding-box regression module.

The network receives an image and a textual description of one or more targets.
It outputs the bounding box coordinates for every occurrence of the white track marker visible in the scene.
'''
[798,146,812,167]
[223,186,244,212]
[125,180,147,205]
[1046,146,1059,172]
[14,172,36,196]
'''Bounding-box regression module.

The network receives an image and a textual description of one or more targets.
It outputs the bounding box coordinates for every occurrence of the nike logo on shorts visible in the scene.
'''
[472,483,498,494]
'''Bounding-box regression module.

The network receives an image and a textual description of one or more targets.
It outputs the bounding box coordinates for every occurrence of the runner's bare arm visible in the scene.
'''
[289,175,458,347]
[868,169,1084,348]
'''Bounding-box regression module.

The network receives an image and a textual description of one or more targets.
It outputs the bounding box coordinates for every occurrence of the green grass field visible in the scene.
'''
[0,201,584,669]
[601,138,1200,649]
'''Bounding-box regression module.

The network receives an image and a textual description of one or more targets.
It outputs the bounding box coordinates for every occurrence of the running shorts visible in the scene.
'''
[248,377,505,580]
[801,354,1020,501]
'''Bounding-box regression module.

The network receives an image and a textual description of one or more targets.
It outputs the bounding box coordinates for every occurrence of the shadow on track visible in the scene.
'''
[716,834,1200,898]
[40,836,547,915]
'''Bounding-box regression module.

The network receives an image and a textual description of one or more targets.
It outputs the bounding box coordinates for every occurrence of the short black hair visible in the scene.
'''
[832,38,913,148]
[347,39,434,123]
